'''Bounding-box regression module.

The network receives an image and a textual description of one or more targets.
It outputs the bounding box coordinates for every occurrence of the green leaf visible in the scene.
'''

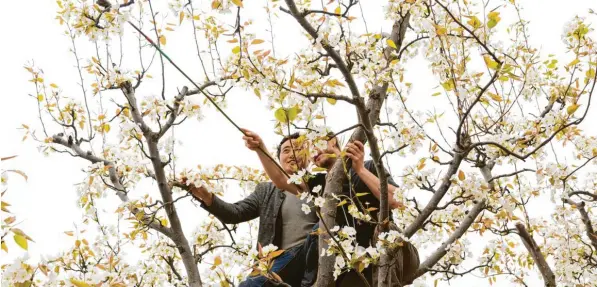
[14,234,28,250]
[431,92,441,97]
[355,192,369,197]
[274,108,288,122]
[337,200,347,206]
[287,107,299,121]
[487,11,500,28]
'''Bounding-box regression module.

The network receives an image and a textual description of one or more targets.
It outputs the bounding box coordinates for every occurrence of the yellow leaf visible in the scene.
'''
[567,58,580,67]
[179,11,185,25]
[69,279,91,287]
[220,281,230,287]
[487,11,501,28]
[386,39,397,49]
[417,158,426,170]
[441,81,455,91]
[232,46,241,54]
[103,124,111,133]
[483,55,499,70]
[211,256,222,270]
[567,104,580,115]
[254,88,261,99]
[211,0,221,9]
[326,98,337,105]
[337,200,347,207]
[193,15,200,21]
[14,234,28,250]
[458,170,465,181]
[269,249,285,259]
[251,39,264,44]
[159,35,166,46]
[50,83,58,88]
[335,6,341,14]
[37,95,44,102]
[231,0,243,7]
[587,68,596,79]
[434,24,447,36]
[488,92,503,102]
[466,16,482,29]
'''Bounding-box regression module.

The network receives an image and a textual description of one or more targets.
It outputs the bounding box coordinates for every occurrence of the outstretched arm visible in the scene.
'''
[345,141,401,209]
[241,128,304,194]
[189,182,261,224]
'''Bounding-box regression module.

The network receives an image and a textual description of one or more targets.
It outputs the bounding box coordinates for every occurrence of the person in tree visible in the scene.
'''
[242,129,400,286]
[189,132,319,287]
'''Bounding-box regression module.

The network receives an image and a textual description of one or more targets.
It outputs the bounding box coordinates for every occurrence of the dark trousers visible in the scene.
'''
[240,224,320,287]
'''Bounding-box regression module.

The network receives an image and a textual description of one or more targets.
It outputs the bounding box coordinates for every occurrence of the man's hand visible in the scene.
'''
[189,185,214,206]
[241,128,265,152]
[345,141,365,174]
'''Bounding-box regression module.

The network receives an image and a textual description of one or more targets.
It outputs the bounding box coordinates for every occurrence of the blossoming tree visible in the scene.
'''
[3,0,597,286]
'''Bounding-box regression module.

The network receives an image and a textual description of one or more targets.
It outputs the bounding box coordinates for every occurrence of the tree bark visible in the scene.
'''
[121,82,202,286]
[515,223,556,287]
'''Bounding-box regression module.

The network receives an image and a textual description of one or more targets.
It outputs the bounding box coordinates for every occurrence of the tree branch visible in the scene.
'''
[563,199,597,251]
[50,135,172,238]
[514,223,556,287]
[414,199,486,279]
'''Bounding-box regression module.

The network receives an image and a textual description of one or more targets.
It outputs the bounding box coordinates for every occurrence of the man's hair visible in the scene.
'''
[326,131,341,149]
[276,131,341,159]
[276,133,301,159]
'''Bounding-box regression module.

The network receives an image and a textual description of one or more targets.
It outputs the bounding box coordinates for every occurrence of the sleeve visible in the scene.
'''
[201,182,267,224]
[351,160,399,192]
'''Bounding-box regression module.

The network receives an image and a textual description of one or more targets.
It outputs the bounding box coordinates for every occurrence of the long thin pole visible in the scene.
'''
[127,21,289,178]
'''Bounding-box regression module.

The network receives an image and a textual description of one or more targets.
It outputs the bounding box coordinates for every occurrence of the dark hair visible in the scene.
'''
[276,133,300,159]
[326,131,341,149]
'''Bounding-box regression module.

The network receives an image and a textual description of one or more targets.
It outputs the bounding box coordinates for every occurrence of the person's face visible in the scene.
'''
[279,139,308,174]
[313,137,341,169]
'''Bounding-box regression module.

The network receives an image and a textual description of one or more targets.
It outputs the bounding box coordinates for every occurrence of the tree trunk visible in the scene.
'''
[122,82,202,286]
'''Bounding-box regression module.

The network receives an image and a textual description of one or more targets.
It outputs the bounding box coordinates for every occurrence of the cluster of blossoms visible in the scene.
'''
[177,165,267,194]
[323,226,379,279]
[298,185,325,215]
[561,16,595,51]
[386,106,426,154]
[57,0,133,41]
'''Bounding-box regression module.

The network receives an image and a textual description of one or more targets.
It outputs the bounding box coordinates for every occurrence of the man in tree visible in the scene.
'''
[242,130,400,286]
[189,133,319,287]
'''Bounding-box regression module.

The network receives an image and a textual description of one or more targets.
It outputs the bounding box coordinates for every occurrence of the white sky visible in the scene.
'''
[1,0,596,286]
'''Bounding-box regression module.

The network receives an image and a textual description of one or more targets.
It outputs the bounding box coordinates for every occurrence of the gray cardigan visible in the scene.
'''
[201,182,286,248]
